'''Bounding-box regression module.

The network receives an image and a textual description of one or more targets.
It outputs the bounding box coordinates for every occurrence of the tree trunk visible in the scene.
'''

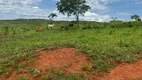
[76,15,79,27]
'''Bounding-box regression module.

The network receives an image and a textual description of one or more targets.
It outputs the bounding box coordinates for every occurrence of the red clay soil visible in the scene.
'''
[0,71,33,80]
[0,48,92,80]
[1,48,142,80]
[34,48,92,74]
[103,60,142,80]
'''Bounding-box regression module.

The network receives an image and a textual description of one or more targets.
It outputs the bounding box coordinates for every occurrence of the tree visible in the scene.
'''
[131,15,141,21]
[111,17,117,21]
[48,13,57,21]
[56,0,91,27]
[137,18,141,21]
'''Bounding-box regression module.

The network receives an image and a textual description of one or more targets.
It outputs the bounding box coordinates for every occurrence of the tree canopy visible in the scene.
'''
[131,15,141,21]
[56,0,91,22]
[48,13,57,21]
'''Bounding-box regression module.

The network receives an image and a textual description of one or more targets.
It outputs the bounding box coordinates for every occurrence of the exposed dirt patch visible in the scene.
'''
[0,71,33,80]
[103,60,142,80]
[136,52,142,57]
[1,48,142,80]
[0,58,3,61]
[34,48,92,74]
[0,48,92,80]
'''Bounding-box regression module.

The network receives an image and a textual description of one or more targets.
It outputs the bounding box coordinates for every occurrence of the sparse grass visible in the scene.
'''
[17,77,29,80]
[43,66,84,80]
[42,73,84,80]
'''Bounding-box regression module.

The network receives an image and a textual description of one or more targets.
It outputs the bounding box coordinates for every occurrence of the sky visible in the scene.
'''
[0,0,142,22]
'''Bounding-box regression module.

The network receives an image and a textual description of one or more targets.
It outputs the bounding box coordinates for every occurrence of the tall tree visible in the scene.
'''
[48,13,57,21]
[131,15,141,21]
[56,0,91,27]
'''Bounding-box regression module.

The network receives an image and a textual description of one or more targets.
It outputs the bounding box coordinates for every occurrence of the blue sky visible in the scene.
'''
[0,0,142,22]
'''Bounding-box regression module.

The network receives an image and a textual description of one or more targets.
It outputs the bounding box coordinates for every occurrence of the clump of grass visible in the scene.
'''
[42,74,84,80]
[17,77,29,80]
[92,58,114,72]
[29,67,42,77]
[81,65,92,72]
[44,66,85,80]
[46,66,64,76]
[16,63,28,73]
[0,66,13,78]
[49,66,56,74]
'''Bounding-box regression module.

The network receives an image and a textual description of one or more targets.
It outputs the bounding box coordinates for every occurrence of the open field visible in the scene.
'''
[0,20,142,80]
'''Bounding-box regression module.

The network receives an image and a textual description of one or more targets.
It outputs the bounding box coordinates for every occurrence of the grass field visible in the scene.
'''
[0,22,142,79]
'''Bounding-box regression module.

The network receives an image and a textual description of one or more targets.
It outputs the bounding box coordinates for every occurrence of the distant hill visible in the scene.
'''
[0,19,50,26]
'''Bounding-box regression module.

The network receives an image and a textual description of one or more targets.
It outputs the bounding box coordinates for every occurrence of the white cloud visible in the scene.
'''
[83,11,111,22]
[86,0,120,11]
[84,12,98,17]
[0,0,53,19]
[0,0,129,22]
[0,0,42,5]
[55,0,120,11]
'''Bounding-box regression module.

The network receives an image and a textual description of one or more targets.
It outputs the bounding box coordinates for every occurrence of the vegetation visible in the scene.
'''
[131,15,141,21]
[56,0,90,27]
[48,13,57,21]
[0,0,142,79]
[42,74,84,80]
[0,17,142,79]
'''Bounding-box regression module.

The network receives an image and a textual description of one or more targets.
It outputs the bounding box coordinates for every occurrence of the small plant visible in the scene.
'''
[81,65,92,72]
[92,59,114,72]
[49,66,56,74]
[44,74,54,80]
[29,67,42,77]
[109,30,113,35]
[55,71,64,76]
[2,67,13,78]
[60,25,69,30]
[42,74,83,80]
[17,77,29,80]
[12,30,16,36]
[0,65,5,74]
[79,74,85,80]
[16,63,27,73]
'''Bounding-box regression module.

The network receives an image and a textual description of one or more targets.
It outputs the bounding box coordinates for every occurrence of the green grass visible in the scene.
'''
[0,26,142,79]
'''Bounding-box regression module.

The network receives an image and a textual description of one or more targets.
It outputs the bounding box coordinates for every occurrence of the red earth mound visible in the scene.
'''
[0,48,92,80]
[103,60,142,80]
[34,48,92,74]
[1,48,142,80]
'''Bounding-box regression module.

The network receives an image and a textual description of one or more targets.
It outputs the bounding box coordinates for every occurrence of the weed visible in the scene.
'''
[29,67,41,77]
[42,74,84,80]
[17,77,29,80]
[81,65,92,72]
